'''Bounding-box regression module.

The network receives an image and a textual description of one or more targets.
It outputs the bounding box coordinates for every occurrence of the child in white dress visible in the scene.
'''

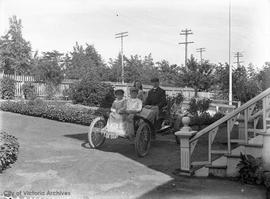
[102,89,126,137]
[125,87,143,138]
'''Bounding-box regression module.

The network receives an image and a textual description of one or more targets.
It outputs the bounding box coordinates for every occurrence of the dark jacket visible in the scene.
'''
[145,87,166,110]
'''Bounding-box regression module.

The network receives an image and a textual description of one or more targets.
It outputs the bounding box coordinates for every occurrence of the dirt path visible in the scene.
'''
[0,111,266,199]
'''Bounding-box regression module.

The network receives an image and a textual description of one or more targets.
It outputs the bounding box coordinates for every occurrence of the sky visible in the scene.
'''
[0,0,269,68]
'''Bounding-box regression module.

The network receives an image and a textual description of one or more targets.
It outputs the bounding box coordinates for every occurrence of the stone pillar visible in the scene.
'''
[262,128,270,171]
[175,116,197,175]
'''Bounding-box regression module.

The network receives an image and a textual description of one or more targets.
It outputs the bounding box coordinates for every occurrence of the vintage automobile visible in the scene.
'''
[88,104,174,157]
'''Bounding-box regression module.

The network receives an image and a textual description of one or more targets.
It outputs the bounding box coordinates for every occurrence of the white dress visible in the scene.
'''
[103,98,126,137]
[125,98,142,136]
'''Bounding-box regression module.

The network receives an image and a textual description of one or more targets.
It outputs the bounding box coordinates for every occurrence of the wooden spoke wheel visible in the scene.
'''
[135,121,151,157]
[88,117,106,148]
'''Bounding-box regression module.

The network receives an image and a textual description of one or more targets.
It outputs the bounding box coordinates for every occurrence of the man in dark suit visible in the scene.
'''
[145,77,166,110]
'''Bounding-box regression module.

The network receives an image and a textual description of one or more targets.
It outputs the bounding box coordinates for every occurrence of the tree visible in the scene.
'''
[0,16,32,74]
[64,43,108,80]
[31,50,65,99]
[257,62,270,91]
[180,55,214,96]
[124,55,144,83]
[32,50,64,86]
[157,60,181,86]
[106,54,122,82]
[107,53,159,84]
[214,63,261,103]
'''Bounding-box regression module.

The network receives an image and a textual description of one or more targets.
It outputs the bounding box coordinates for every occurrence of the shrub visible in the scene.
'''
[211,112,225,123]
[69,76,114,108]
[0,77,16,99]
[237,153,264,185]
[0,130,19,172]
[173,92,184,104]
[188,97,212,117]
[21,82,37,100]
[45,83,58,100]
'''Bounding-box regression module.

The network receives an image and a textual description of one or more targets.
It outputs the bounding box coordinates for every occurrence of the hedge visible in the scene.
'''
[0,99,108,126]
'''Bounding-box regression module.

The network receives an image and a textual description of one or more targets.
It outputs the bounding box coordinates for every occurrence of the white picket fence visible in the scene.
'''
[1,74,73,98]
[104,81,214,99]
[1,74,214,99]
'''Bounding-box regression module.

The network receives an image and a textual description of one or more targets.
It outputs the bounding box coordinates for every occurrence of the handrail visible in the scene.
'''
[190,88,270,142]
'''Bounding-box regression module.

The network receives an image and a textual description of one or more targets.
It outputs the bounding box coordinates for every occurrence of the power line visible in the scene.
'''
[234,52,244,67]
[178,29,194,67]
[115,31,128,84]
[196,48,206,63]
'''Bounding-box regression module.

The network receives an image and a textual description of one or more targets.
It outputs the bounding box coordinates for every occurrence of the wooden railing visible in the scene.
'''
[175,88,270,175]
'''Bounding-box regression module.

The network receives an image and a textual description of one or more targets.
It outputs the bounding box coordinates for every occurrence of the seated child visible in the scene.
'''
[125,87,143,138]
[102,89,126,136]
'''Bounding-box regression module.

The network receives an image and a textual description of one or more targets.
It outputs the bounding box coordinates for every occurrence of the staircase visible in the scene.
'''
[176,88,270,177]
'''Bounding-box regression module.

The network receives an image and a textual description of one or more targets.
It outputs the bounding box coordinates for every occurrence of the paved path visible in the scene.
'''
[0,111,266,199]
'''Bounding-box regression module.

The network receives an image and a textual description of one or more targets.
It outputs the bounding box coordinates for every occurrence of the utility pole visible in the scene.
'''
[234,52,243,67]
[228,0,232,105]
[179,29,194,67]
[196,47,206,63]
[115,31,128,84]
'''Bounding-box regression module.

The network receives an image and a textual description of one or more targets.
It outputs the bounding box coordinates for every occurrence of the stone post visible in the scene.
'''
[262,128,270,171]
[175,116,197,175]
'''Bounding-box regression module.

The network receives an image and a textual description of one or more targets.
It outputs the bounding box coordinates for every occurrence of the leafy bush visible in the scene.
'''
[69,76,114,108]
[188,97,212,117]
[45,83,58,100]
[21,82,37,100]
[237,153,264,185]
[0,100,107,126]
[0,77,16,99]
[189,111,224,129]
[0,130,19,172]
[173,92,184,104]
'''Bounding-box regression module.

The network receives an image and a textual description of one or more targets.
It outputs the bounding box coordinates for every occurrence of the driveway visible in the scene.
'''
[0,111,266,199]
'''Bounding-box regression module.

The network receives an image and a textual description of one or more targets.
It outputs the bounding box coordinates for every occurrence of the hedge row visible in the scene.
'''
[0,130,19,173]
[0,99,108,126]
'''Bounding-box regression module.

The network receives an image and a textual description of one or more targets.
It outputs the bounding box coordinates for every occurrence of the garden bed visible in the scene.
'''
[0,130,19,173]
[0,99,109,126]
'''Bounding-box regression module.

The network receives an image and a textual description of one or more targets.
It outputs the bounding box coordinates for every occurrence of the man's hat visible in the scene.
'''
[114,89,124,95]
[129,87,138,93]
[150,77,159,82]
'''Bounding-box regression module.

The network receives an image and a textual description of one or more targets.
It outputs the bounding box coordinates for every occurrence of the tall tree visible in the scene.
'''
[257,62,270,91]
[141,54,159,84]
[0,16,32,74]
[64,43,107,80]
[180,55,214,96]
[214,63,261,102]
[157,60,180,86]
[32,50,64,86]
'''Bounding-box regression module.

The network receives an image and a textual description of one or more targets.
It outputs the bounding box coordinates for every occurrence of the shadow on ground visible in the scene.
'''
[63,123,266,199]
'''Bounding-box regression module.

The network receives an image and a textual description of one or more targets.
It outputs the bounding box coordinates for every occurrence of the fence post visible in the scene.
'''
[262,129,270,171]
[175,116,197,175]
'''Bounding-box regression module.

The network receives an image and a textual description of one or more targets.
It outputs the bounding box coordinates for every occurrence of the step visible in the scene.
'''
[206,165,227,177]
[224,154,241,159]
[248,129,265,134]
[230,139,245,144]
[226,156,241,177]
[239,143,263,148]
[211,149,228,154]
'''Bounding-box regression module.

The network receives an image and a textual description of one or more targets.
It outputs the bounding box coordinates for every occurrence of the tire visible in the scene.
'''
[88,117,106,148]
[135,121,151,157]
